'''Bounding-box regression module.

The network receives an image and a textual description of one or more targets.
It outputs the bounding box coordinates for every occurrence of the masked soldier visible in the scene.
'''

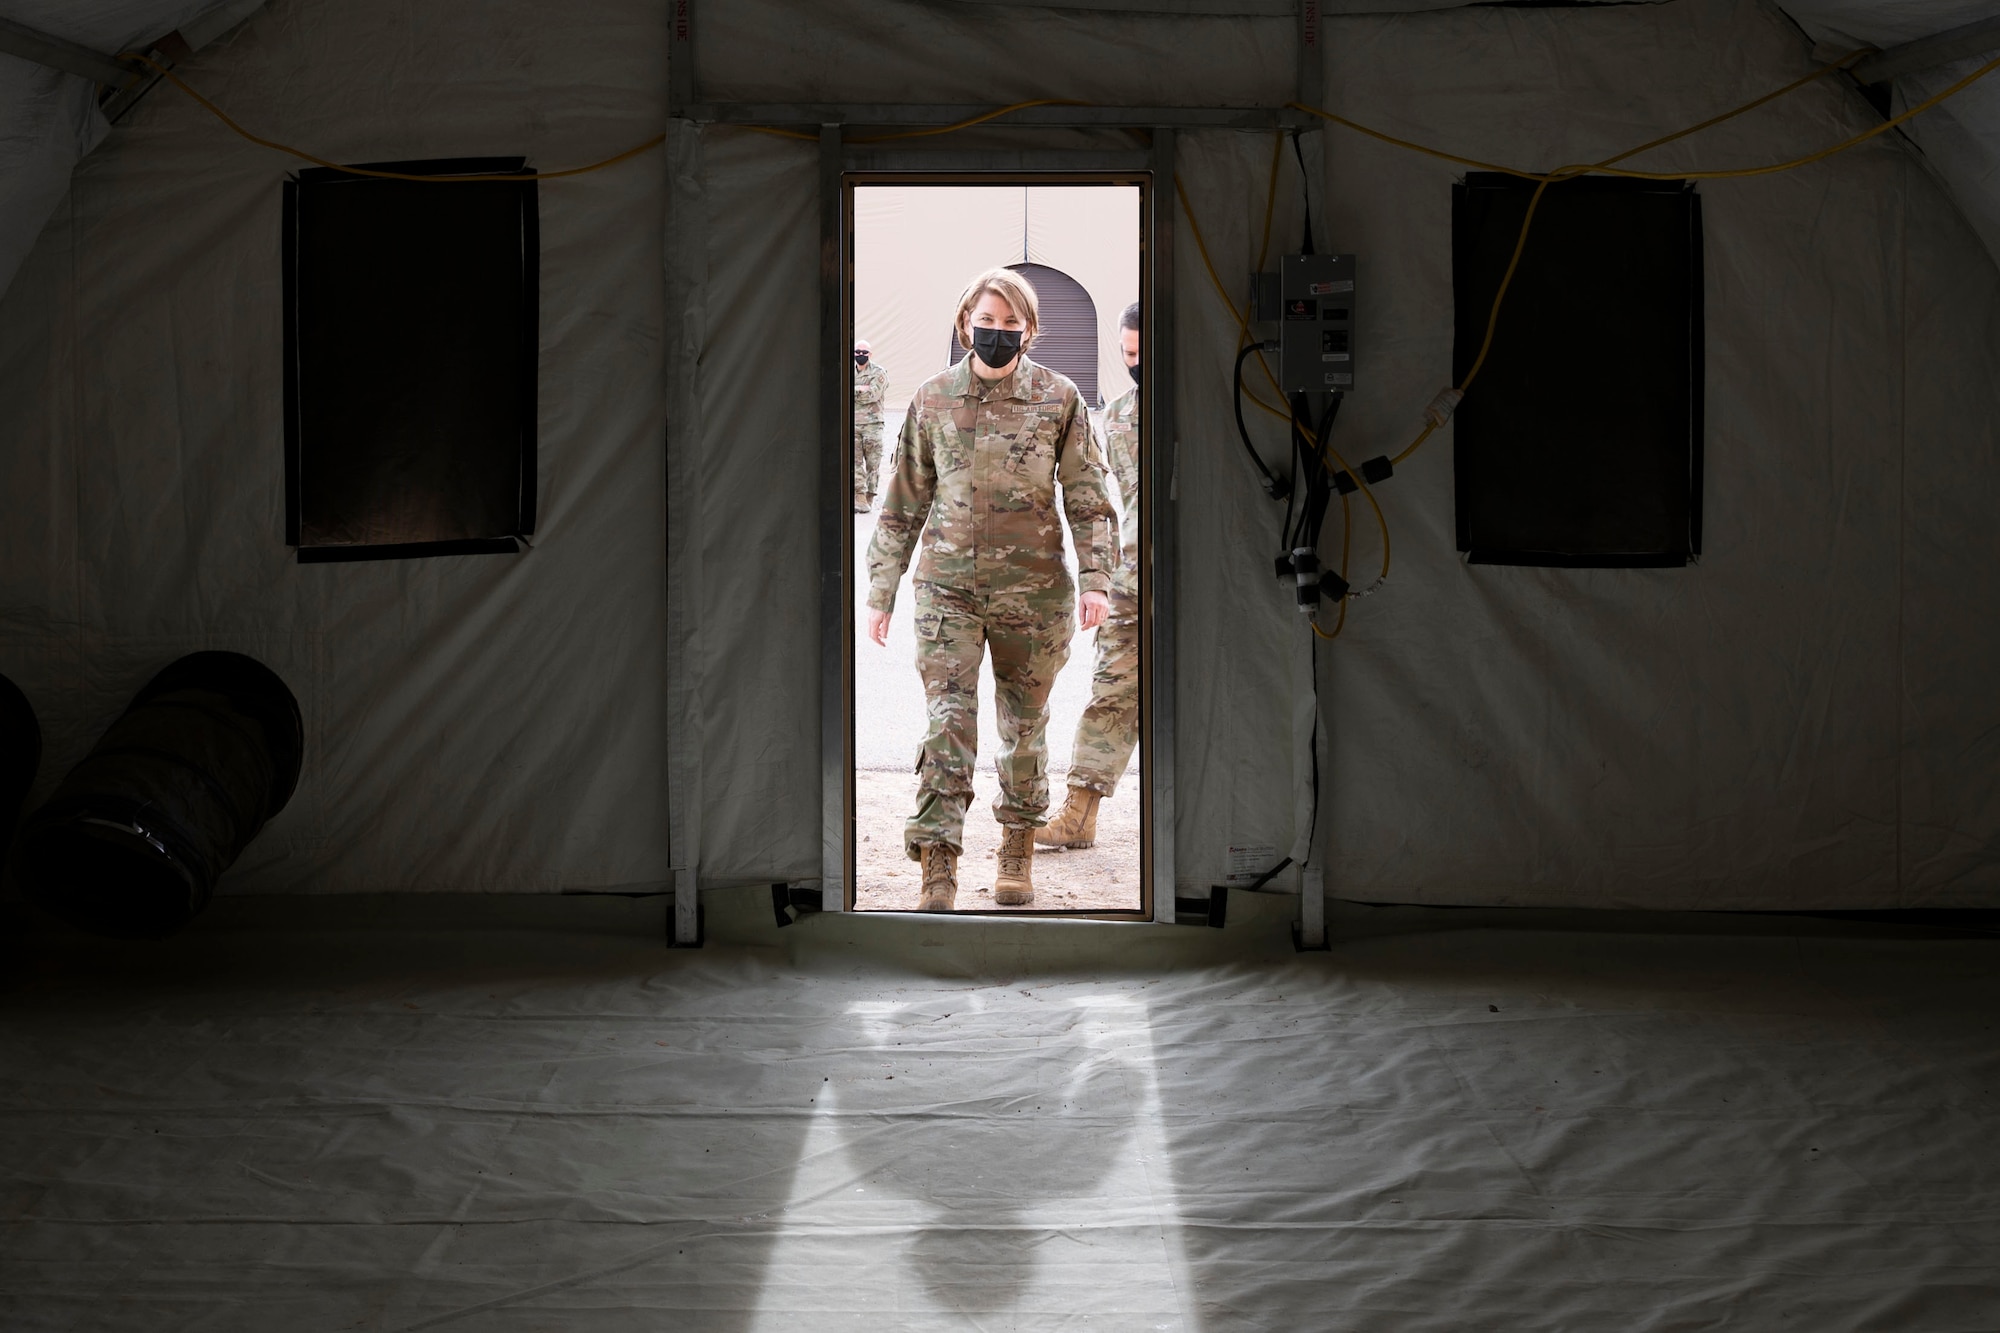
[853,340,889,512]
[1040,303,1142,851]
[866,268,1117,911]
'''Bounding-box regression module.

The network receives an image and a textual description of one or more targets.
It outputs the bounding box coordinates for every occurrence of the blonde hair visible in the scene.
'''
[953,267,1040,351]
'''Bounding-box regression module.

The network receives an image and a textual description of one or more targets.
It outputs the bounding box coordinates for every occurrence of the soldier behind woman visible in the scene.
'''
[853,339,889,512]
[865,268,1118,911]
[1040,301,1141,851]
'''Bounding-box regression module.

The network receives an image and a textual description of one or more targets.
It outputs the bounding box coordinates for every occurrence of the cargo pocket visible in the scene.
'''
[914,606,944,641]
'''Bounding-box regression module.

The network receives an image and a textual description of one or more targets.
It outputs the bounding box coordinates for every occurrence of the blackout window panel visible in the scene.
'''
[283,158,538,560]
[1452,174,1702,567]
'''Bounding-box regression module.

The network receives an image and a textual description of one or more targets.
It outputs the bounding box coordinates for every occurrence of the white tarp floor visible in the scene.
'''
[1,891,1996,1331]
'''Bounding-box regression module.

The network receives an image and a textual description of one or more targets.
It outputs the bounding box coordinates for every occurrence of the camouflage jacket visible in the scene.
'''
[854,360,889,427]
[866,356,1118,614]
[1102,385,1139,597]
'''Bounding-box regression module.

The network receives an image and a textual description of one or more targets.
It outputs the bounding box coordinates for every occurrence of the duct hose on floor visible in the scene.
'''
[1,673,39,849]
[16,653,303,938]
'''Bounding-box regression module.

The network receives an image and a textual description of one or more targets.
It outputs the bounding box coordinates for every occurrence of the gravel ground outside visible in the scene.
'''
[854,766,1142,912]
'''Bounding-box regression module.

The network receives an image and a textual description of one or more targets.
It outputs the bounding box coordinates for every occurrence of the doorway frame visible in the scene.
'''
[661,0,1337,942]
[823,152,1176,920]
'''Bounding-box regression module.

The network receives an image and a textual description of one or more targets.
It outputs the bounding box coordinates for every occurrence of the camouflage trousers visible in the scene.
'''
[1067,588,1139,797]
[854,423,885,503]
[906,582,1074,859]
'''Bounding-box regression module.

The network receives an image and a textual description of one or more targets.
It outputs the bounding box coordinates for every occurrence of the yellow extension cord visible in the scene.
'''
[118,54,667,182]
[125,44,2000,634]
[1182,48,2000,634]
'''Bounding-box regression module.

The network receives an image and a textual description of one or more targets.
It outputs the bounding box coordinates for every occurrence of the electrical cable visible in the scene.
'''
[1381,50,1889,467]
[131,69,1086,172]
[1290,131,1316,255]
[128,38,2000,604]
[1233,343,1287,497]
[740,99,1091,145]
[1309,489,1354,641]
[1198,51,1940,879]
[1288,404,1304,548]
[1279,47,1886,182]
[132,39,1994,200]
[1284,399,1307,550]
[1284,49,2000,577]
[1287,49,2000,471]
[1287,393,1343,556]
[1176,176,1395,581]
[859,99,1090,142]
[119,53,667,182]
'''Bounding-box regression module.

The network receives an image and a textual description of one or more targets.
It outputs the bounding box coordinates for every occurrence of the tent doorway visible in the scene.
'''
[846,178,1149,916]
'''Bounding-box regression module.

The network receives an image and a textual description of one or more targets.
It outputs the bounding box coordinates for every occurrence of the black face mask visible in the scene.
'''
[969,326,1024,370]
[853,351,870,365]
[1126,360,1141,387]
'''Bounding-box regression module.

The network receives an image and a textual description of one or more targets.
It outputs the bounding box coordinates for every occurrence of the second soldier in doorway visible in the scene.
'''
[1041,302,1142,850]
[853,340,889,512]
[865,268,1117,911]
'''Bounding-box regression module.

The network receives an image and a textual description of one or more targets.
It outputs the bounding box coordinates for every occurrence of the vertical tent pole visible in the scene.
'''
[665,0,698,949]
[1296,0,1322,112]
[1296,0,1330,950]
[1149,129,1178,922]
[819,123,850,914]
[664,114,702,948]
[1299,863,1326,949]
[1298,119,1331,953]
[667,0,695,117]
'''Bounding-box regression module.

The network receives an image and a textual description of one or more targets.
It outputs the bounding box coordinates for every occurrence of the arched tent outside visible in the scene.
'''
[945,261,1103,405]
[0,0,1997,916]
[852,185,1138,413]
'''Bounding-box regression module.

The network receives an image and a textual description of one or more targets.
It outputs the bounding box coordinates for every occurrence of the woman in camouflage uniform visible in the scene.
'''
[865,268,1118,911]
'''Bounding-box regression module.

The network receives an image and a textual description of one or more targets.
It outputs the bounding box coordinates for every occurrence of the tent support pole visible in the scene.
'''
[1296,1,1322,112]
[690,105,1314,130]
[668,0,696,117]
[819,123,851,915]
[1852,13,2000,85]
[0,17,137,87]
[1148,128,1179,923]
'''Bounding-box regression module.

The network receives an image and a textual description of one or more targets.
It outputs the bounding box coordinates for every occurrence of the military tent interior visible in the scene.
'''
[3,0,2000,1327]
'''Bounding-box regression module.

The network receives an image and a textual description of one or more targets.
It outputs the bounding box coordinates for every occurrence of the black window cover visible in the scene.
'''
[283,158,538,563]
[947,262,1101,405]
[1452,174,1702,567]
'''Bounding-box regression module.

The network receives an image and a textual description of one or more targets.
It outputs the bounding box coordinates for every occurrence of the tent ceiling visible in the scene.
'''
[1782,0,2000,268]
[3,1,1998,302]
[0,0,263,301]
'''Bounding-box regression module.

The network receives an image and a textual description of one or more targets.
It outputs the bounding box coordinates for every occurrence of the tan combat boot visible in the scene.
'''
[994,826,1035,906]
[917,844,958,912]
[1034,787,1100,850]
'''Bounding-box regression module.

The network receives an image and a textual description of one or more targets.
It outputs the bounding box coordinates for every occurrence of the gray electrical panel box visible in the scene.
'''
[1278,253,1355,394]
